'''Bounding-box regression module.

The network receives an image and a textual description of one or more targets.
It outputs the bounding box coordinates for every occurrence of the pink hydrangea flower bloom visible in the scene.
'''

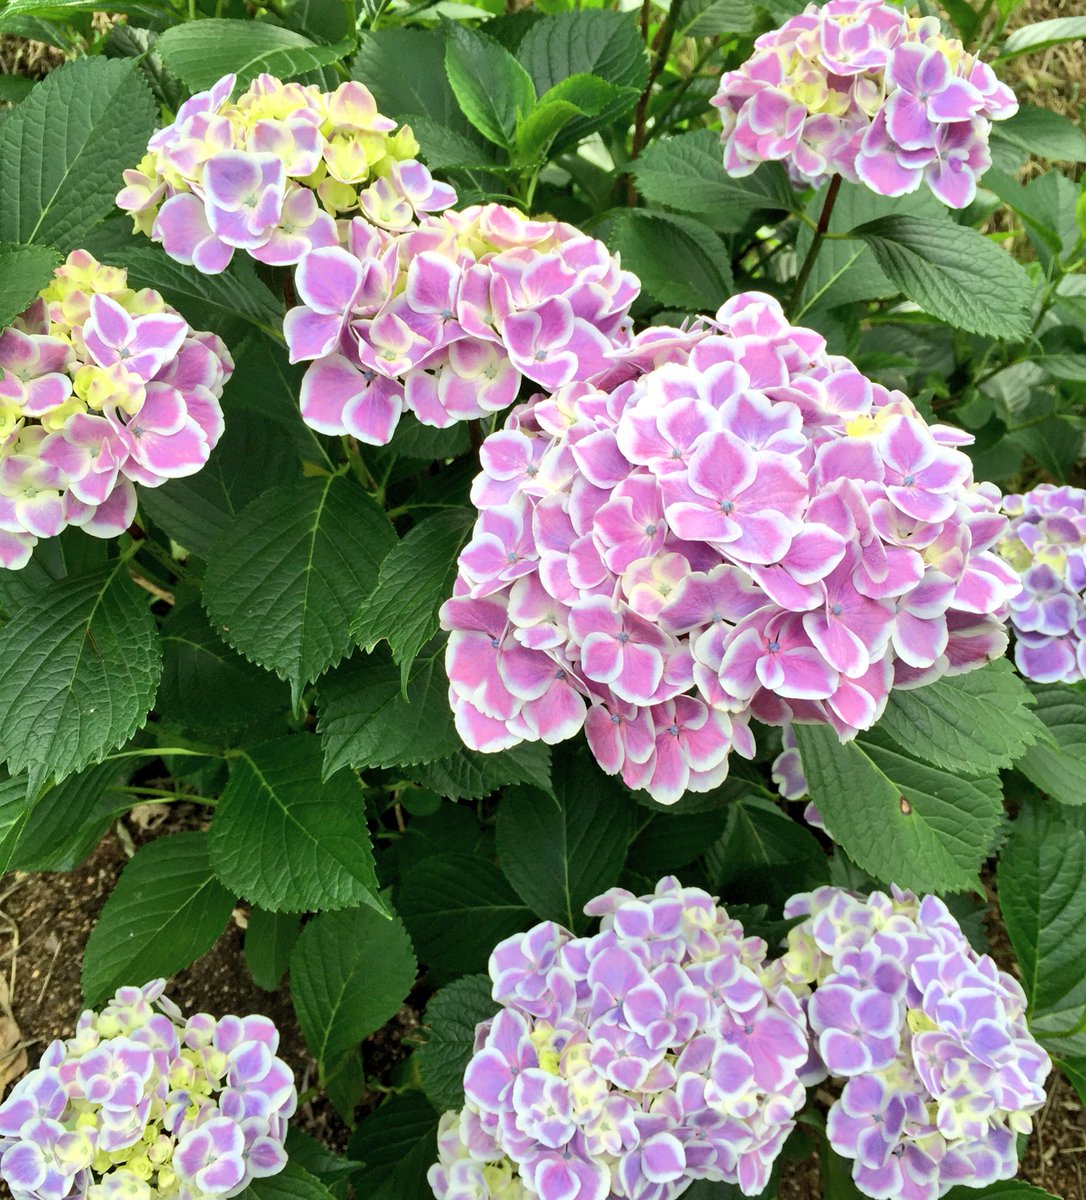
[441,292,1016,805]
[429,877,812,1200]
[119,73,454,273]
[712,0,1017,206]
[772,886,1051,1200]
[284,204,638,445]
[0,250,232,569]
[0,980,295,1200]
[995,484,1086,683]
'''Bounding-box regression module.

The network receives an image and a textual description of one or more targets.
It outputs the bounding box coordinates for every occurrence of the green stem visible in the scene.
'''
[103,747,223,763]
[786,174,843,318]
[118,786,219,806]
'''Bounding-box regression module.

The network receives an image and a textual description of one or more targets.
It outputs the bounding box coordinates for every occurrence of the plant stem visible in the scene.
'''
[626,0,686,203]
[786,174,842,318]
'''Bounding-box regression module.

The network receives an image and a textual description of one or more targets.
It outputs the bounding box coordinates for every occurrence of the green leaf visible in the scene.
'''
[243,1162,337,1200]
[609,210,733,312]
[82,832,235,1006]
[705,795,829,907]
[944,1184,1062,1199]
[631,130,792,217]
[156,21,353,92]
[0,0,171,26]
[1001,17,1086,59]
[851,215,1032,339]
[284,1128,362,1193]
[0,242,60,328]
[793,725,1002,894]
[290,904,417,1067]
[353,29,469,133]
[1017,685,1086,805]
[879,660,1048,776]
[203,474,395,699]
[680,0,755,36]
[407,117,502,170]
[1057,1055,1086,1105]
[0,776,39,875]
[317,642,461,777]
[991,103,1086,164]
[416,973,497,1112]
[0,76,35,105]
[158,602,290,740]
[244,907,301,992]
[398,852,533,978]
[210,737,383,915]
[999,799,1086,1051]
[0,564,162,795]
[444,22,535,149]
[10,760,129,873]
[410,742,552,801]
[347,1094,439,1200]
[351,508,473,687]
[496,745,633,931]
[0,58,156,251]
[82,222,283,337]
[515,74,637,164]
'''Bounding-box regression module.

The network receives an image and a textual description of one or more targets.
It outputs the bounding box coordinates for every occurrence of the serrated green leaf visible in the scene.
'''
[351,508,473,687]
[10,760,129,873]
[157,21,353,92]
[290,905,417,1067]
[243,1162,337,1200]
[1056,1055,1086,1105]
[1017,685,1086,805]
[0,776,37,875]
[352,28,470,134]
[680,0,755,36]
[1001,16,1086,58]
[410,742,552,802]
[990,102,1086,164]
[317,641,461,777]
[0,242,60,328]
[516,73,637,163]
[496,744,633,931]
[851,215,1032,339]
[631,130,792,217]
[793,724,1002,894]
[0,564,162,795]
[609,209,732,312]
[407,116,503,170]
[158,603,290,740]
[0,0,171,27]
[82,832,235,1006]
[0,58,156,251]
[210,737,383,915]
[879,660,1048,775]
[999,800,1086,1052]
[706,795,829,906]
[445,22,535,149]
[244,907,301,993]
[416,974,497,1112]
[347,1094,439,1200]
[82,222,283,335]
[398,853,533,978]
[203,474,395,699]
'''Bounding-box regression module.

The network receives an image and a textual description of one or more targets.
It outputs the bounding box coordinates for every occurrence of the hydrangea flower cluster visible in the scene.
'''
[117,72,455,274]
[711,0,1017,207]
[428,876,811,1200]
[0,979,295,1200]
[996,483,1086,684]
[284,203,640,445]
[0,251,232,569]
[773,886,1050,1200]
[440,291,1017,804]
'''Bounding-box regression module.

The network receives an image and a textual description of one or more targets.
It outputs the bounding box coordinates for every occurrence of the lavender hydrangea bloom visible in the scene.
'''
[0,251,232,570]
[994,484,1086,683]
[711,0,1017,207]
[428,878,812,1200]
[440,292,1018,804]
[0,980,295,1200]
[117,73,455,274]
[772,887,1050,1200]
[283,204,639,445]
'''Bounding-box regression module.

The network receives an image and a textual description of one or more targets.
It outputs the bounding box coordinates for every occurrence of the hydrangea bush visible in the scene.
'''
[0,3,1083,1200]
